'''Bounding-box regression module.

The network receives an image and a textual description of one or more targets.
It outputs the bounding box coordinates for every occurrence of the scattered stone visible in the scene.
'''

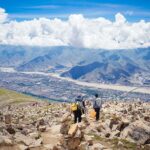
[6,125,15,134]
[14,132,34,146]
[84,135,93,146]
[29,132,40,139]
[67,137,81,150]
[38,125,46,132]
[18,144,29,150]
[68,124,78,137]
[29,138,42,148]
[0,136,13,146]
[4,114,11,124]
[118,141,124,146]
[90,143,105,150]
[39,118,45,126]
[79,142,89,150]
[60,123,70,135]
[61,113,71,123]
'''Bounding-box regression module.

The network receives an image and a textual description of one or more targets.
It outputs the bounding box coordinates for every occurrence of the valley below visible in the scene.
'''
[0,67,150,102]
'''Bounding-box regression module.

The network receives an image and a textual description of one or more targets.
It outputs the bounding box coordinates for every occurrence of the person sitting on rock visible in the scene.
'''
[93,93,103,121]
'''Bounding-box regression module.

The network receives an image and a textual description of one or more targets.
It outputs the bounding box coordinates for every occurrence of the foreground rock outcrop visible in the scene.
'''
[0,100,150,150]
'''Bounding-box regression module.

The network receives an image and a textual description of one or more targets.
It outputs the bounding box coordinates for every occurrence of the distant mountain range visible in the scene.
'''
[0,45,150,86]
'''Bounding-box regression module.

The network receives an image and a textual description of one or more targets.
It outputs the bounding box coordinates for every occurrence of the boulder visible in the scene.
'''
[29,132,40,139]
[18,144,29,150]
[60,123,70,135]
[84,135,93,146]
[44,144,62,150]
[6,125,15,134]
[14,132,34,146]
[29,138,42,148]
[68,124,78,137]
[61,113,71,123]
[90,143,105,150]
[67,137,81,150]
[79,142,89,150]
[120,120,150,144]
[110,130,120,138]
[39,118,45,126]
[38,125,46,132]
[78,122,87,130]
[117,141,124,146]
[117,119,129,131]
[4,114,11,124]
[74,128,82,138]
[0,136,13,146]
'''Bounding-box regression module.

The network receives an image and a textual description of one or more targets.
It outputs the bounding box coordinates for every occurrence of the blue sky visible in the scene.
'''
[0,0,150,21]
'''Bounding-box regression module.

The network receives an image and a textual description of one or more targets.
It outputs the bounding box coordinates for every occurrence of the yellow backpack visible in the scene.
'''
[71,103,78,111]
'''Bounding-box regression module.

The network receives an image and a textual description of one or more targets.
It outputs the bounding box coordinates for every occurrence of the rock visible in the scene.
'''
[75,128,82,138]
[61,113,71,123]
[118,141,124,146]
[0,136,13,146]
[144,116,150,122]
[68,124,78,137]
[3,138,13,146]
[18,144,29,150]
[39,118,45,126]
[110,130,120,138]
[0,115,3,121]
[14,132,34,146]
[38,125,46,132]
[105,132,111,138]
[79,142,89,150]
[78,123,87,130]
[67,137,81,150]
[4,114,11,124]
[6,125,15,134]
[60,123,70,135]
[84,135,93,146]
[29,132,40,139]
[90,143,105,150]
[0,137,4,145]
[29,138,42,148]
[120,120,150,144]
[117,119,129,131]
[43,144,62,150]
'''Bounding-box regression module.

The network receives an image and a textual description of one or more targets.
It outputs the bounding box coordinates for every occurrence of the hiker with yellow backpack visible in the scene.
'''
[71,95,85,123]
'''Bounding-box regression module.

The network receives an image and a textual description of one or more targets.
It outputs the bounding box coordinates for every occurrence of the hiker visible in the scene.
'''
[93,93,103,121]
[71,96,83,123]
[75,95,86,114]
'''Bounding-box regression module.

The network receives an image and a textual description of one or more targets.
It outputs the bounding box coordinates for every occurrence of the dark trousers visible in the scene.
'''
[94,108,100,121]
[73,109,82,123]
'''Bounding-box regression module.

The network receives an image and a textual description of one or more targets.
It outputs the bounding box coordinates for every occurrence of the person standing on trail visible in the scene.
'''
[93,94,103,121]
[75,95,86,114]
[71,96,83,123]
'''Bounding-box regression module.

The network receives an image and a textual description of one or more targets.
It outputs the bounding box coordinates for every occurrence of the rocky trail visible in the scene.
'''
[0,99,150,150]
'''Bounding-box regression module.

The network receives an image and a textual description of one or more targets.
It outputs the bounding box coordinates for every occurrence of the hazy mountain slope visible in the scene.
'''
[0,45,150,85]
[0,45,52,67]
[17,46,98,71]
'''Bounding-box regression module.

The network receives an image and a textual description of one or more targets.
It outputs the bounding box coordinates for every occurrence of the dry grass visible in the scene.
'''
[0,88,40,105]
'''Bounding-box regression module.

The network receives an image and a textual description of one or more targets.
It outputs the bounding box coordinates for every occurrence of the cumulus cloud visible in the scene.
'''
[0,8,150,49]
[0,8,7,23]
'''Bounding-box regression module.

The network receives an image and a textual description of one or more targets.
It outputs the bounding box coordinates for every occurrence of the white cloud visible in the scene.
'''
[0,8,150,49]
[0,8,7,23]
